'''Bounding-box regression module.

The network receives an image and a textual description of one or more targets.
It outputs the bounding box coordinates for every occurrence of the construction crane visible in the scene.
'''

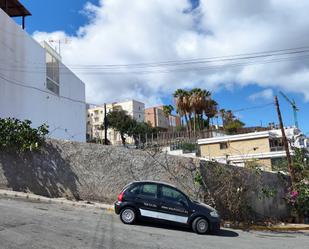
[279,91,299,128]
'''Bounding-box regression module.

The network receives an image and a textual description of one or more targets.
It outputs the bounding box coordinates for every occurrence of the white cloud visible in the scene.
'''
[32,0,309,106]
[248,89,274,102]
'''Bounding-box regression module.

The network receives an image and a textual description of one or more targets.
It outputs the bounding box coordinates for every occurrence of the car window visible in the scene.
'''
[161,186,188,206]
[140,184,157,198]
[128,185,140,195]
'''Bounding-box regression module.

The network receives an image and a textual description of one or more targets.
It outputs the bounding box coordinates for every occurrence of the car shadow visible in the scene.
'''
[134,220,239,237]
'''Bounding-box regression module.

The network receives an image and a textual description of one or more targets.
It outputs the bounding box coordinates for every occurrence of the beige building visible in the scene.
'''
[87,100,145,144]
[145,106,181,129]
[197,128,309,171]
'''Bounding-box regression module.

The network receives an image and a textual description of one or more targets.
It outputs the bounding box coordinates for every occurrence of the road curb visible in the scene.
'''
[223,222,309,232]
[0,189,114,212]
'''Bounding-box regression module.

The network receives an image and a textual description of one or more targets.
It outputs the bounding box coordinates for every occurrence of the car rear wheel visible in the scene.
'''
[192,217,209,234]
[120,208,136,224]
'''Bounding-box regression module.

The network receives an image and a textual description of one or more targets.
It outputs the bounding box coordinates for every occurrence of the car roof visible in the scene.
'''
[130,180,178,189]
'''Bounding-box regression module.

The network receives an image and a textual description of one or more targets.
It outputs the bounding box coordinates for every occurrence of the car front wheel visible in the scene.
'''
[120,208,136,224]
[192,217,209,234]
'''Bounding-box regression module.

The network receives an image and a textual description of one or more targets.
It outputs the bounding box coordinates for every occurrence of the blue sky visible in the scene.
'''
[17,0,99,35]
[17,0,309,134]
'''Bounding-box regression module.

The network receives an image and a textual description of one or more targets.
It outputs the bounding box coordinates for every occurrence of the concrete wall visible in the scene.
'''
[0,9,86,142]
[0,139,290,221]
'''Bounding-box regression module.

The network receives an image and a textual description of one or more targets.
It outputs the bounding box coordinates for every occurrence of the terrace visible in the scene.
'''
[0,0,31,29]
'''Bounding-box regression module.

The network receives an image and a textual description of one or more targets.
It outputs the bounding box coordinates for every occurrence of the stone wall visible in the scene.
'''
[0,139,290,221]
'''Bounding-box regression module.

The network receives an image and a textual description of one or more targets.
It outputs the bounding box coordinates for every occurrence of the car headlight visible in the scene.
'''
[210,210,219,218]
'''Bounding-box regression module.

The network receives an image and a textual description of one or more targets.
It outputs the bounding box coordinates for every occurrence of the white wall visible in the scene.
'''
[0,9,86,142]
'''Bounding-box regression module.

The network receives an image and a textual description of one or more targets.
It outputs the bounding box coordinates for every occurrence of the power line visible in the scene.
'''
[1,52,309,76]
[232,102,274,113]
[2,45,309,70]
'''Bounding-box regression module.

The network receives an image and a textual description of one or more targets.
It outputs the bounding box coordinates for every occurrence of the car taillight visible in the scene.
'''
[118,192,124,202]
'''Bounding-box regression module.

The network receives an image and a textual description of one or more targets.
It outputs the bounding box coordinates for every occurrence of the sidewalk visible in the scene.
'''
[0,189,114,212]
[1,189,308,232]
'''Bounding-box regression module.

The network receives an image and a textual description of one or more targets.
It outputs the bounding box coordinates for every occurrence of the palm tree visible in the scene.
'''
[183,90,192,132]
[162,105,174,128]
[199,89,211,130]
[204,99,218,129]
[189,88,200,133]
[188,89,201,131]
[173,89,191,131]
[219,109,226,126]
[189,88,214,132]
[174,89,186,130]
[219,109,234,127]
[225,110,235,125]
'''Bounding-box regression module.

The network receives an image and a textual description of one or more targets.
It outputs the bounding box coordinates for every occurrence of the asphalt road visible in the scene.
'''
[0,198,308,249]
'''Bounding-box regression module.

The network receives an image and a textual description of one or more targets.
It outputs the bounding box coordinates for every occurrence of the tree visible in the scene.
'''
[204,99,218,129]
[174,88,218,132]
[106,110,133,145]
[107,109,158,147]
[0,118,48,151]
[174,89,191,132]
[219,109,226,126]
[162,105,174,128]
[224,119,245,134]
[129,121,156,147]
[189,88,203,133]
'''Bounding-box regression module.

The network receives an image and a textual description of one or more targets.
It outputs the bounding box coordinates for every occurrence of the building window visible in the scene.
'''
[46,52,60,95]
[270,138,284,151]
[94,117,99,122]
[220,142,228,150]
[299,139,305,146]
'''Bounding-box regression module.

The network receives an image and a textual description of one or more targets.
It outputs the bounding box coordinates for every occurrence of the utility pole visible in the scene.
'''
[279,91,299,128]
[104,103,108,145]
[274,96,295,185]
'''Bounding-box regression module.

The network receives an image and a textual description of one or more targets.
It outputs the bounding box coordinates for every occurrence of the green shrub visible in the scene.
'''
[0,118,49,152]
[181,142,196,153]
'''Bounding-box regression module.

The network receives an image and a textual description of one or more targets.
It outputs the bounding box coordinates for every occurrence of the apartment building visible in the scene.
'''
[0,2,86,142]
[145,106,181,129]
[87,100,145,144]
[145,107,168,129]
[197,127,308,171]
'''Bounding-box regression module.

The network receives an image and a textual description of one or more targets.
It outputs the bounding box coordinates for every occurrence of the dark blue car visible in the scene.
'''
[114,181,220,234]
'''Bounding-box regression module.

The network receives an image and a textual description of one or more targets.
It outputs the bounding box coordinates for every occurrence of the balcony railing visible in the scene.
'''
[270,146,284,152]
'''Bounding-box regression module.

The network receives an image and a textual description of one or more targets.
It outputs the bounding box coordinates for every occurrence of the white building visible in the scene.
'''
[87,100,145,144]
[0,4,86,142]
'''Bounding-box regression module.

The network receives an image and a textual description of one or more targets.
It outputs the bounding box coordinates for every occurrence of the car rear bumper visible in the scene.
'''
[114,201,122,214]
